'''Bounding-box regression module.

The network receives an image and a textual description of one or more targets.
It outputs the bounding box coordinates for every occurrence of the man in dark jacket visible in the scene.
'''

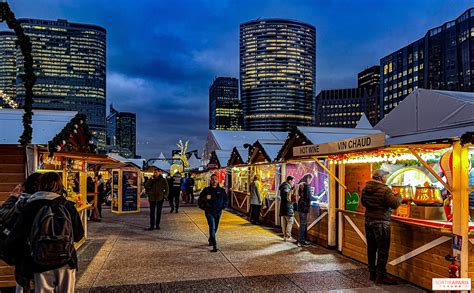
[198,174,228,252]
[186,174,195,204]
[279,176,295,242]
[144,169,169,230]
[8,172,84,293]
[361,169,402,285]
[297,174,313,247]
[170,172,182,213]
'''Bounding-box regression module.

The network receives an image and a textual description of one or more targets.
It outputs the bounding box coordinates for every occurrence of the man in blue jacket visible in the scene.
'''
[198,174,228,252]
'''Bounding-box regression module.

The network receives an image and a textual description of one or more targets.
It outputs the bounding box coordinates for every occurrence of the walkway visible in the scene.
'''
[76,207,425,292]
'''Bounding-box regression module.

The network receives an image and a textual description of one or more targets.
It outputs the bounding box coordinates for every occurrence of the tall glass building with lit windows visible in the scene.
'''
[209,77,243,130]
[1,19,107,150]
[0,32,17,109]
[380,8,474,118]
[240,19,316,131]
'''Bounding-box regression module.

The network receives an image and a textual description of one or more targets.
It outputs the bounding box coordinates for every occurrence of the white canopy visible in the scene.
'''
[375,89,474,144]
[186,154,202,170]
[297,126,382,145]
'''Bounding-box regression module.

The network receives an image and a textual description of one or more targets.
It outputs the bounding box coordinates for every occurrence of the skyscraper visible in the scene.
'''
[240,19,316,131]
[209,77,243,130]
[0,32,17,109]
[107,105,137,158]
[0,19,107,149]
[358,65,380,89]
[380,8,474,118]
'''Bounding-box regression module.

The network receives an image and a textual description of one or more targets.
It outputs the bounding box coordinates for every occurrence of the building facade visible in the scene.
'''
[0,19,107,149]
[209,77,243,130]
[316,86,379,127]
[358,65,380,88]
[0,32,17,109]
[380,8,474,118]
[240,19,316,131]
[106,105,137,158]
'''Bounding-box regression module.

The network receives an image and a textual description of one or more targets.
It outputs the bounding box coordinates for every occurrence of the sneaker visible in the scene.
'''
[376,276,398,285]
[155,226,160,230]
[210,247,218,252]
[175,210,178,213]
[287,237,297,243]
[144,227,154,231]
[170,208,174,213]
[301,241,310,246]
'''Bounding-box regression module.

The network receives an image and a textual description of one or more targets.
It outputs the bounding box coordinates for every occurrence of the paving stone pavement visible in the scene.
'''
[75,206,427,292]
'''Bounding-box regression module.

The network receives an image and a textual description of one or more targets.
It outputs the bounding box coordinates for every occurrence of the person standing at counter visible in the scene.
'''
[249,176,262,225]
[361,169,402,285]
[297,174,313,247]
[279,176,296,242]
[144,169,169,231]
[198,174,228,252]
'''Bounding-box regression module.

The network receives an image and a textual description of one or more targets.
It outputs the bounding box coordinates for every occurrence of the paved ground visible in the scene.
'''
[76,206,426,292]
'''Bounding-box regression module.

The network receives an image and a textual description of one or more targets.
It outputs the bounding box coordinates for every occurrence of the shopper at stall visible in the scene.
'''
[198,174,228,252]
[297,174,313,247]
[170,172,182,213]
[144,169,169,231]
[279,175,296,242]
[7,172,84,293]
[180,175,188,203]
[249,175,262,225]
[0,172,42,293]
[186,174,195,204]
[361,169,402,285]
[97,175,106,218]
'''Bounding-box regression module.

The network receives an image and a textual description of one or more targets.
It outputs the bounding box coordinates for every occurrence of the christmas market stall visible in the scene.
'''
[246,140,284,225]
[334,89,474,290]
[229,147,251,214]
[276,125,382,247]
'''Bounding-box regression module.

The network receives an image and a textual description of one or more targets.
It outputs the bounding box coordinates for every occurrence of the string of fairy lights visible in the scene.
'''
[0,90,18,109]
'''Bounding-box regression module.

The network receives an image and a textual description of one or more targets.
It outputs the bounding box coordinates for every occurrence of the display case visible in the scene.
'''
[111,167,141,214]
[251,164,279,225]
[231,166,250,213]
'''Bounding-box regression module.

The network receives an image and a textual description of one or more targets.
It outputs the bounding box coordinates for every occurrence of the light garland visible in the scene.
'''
[0,90,18,109]
[328,148,449,165]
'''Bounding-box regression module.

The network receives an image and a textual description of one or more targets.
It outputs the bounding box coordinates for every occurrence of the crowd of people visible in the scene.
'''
[0,167,402,290]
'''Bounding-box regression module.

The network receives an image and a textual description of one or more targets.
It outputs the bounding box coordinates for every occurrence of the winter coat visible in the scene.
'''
[278,182,294,217]
[361,180,402,221]
[249,181,261,205]
[297,183,312,214]
[145,175,169,201]
[198,185,228,214]
[7,191,84,275]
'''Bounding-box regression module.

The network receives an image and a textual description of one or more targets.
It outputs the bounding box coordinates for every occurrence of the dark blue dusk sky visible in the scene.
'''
[5,0,473,158]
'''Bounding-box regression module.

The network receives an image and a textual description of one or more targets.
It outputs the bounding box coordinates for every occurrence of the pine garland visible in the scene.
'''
[48,113,97,155]
[0,2,36,146]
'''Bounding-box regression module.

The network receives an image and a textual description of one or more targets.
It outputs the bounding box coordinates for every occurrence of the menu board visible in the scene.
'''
[122,170,139,212]
[112,171,119,212]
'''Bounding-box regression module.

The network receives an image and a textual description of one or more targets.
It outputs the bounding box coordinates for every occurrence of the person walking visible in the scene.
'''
[297,174,313,247]
[361,169,402,285]
[97,175,105,218]
[198,174,228,252]
[7,172,84,293]
[144,169,169,231]
[249,175,262,225]
[186,174,195,204]
[170,172,182,213]
[279,175,296,242]
[0,172,42,293]
[180,175,188,203]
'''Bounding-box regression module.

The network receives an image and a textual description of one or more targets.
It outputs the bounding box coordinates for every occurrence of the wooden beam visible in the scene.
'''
[410,149,453,193]
[314,159,347,190]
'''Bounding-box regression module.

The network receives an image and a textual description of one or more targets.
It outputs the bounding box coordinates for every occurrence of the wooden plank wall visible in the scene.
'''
[0,145,25,287]
[292,209,329,247]
[231,191,249,214]
[342,212,453,290]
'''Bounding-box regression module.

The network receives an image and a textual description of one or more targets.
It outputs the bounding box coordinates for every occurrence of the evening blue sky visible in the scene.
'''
[5,0,473,158]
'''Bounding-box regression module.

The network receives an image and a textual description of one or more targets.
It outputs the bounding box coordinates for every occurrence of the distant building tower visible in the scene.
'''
[0,32,17,108]
[358,65,380,88]
[240,19,316,131]
[209,77,243,130]
[380,8,474,118]
[0,18,107,150]
[107,105,137,158]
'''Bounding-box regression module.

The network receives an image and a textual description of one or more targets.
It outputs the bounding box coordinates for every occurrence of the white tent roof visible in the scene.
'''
[375,89,474,144]
[297,126,382,145]
[209,130,287,150]
[256,139,285,161]
[0,109,77,144]
[356,113,373,129]
[215,149,232,167]
[186,154,202,170]
[151,159,171,171]
[106,153,145,169]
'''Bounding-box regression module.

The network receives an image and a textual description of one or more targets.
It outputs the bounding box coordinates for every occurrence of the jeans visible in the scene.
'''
[365,217,391,278]
[169,189,180,211]
[205,210,223,248]
[250,204,261,223]
[187,188,194,203]
[298,212,308,243]
[281,216,294,238]
[149,200,164,228]
[34,266,75,293]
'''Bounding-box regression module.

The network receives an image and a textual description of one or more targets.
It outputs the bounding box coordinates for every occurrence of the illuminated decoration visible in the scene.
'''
[176,140,189,168]
[48,113,97,155]
[0,90,17,108]
[0,2,37,146]
[328,148,449,164]
[240,19,316,131]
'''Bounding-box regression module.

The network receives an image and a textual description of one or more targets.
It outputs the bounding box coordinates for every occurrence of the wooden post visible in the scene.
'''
[338,162,345,252]
[452,141,469,279]
[328,162,337,247]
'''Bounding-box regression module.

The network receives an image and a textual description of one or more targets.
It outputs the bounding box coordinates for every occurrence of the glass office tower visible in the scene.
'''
[209,77,243,130]
[240,19,316,131]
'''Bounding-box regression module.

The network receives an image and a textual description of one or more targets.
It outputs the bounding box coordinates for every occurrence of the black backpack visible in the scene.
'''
[29,200,75,266]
